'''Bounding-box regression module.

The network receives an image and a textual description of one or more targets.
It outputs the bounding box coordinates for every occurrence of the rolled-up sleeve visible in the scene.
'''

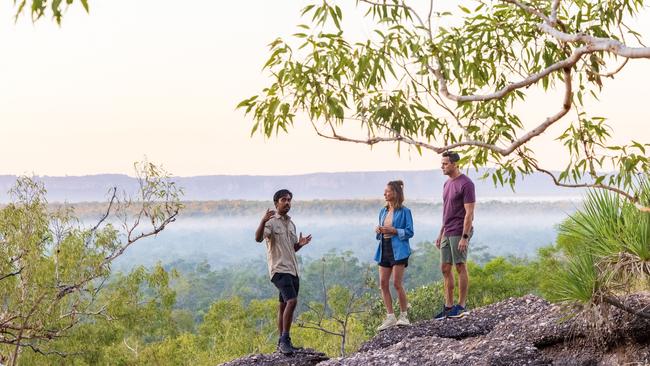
[396,208,414,241]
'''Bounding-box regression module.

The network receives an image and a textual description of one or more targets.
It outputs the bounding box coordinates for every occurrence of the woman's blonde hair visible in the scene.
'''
[386,180,405,209]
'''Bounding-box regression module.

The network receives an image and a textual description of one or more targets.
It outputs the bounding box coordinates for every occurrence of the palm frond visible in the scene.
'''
[559,189,622,258]
[548,252,601,303]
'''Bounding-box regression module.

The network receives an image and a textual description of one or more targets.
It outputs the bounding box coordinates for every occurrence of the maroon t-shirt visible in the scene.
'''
[442,174,475,236]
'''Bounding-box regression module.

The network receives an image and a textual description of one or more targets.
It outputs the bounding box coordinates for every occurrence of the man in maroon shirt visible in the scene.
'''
[435,151,475,319]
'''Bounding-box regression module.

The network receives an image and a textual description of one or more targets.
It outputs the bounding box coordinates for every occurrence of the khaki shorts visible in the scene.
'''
[440,230,473,264]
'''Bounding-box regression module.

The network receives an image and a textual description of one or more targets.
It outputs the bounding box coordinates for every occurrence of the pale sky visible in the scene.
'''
[0,1,648,177]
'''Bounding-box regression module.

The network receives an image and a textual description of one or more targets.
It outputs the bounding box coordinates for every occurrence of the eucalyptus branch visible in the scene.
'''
[0,268,23,282]
[297,323,343,337]
[538,24,650,58]
[104,207,179,265]
[431,43,582,103]
[396,59,465,132]
[123,338,139,355]
[310,68,572,158]
[59,305,107,320]
[303,302,326,324]
[550,0,561,24]
[22,343,78,357]
[532,163,650,212]
[321,259,328,315]
[430,18,648,104]
[427,0,433,39]
[597,58,628,78]
[621,22,647,47]
[89,187,117,233]
[244,1,650,219]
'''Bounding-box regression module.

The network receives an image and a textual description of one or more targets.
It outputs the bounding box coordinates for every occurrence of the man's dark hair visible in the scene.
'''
[273,189,293,204]
[442,151,460,163]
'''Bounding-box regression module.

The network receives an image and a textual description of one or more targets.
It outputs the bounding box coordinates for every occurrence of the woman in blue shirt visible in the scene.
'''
[374,180,414,331]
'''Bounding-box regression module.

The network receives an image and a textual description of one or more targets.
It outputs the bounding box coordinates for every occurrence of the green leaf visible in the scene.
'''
[329,7,341,29]
[235,96,258,110]
[301,4,315,16]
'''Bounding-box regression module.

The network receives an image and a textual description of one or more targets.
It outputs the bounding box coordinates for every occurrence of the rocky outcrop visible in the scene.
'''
[221,293,650,366]
[219,349,329,366]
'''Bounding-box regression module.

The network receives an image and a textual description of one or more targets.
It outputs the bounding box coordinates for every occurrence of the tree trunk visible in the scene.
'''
[603,295,650,319]
[10,331,23,366]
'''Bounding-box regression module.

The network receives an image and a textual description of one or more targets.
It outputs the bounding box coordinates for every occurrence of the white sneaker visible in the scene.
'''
[376,313,397,331]
[396,311,411,326]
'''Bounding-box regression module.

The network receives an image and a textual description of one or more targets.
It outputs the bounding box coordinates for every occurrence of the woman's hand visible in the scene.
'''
[378,226,397,235]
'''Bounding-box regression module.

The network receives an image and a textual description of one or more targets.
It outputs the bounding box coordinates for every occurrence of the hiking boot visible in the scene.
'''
[434,305,452,320]
[287,336,303,351]
[447,304,468,318]
[396,311,410,326]
[277,339,294,355]
[376,313,397,331]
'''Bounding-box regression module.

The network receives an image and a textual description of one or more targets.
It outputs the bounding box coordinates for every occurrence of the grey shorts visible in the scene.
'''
[440,230,473,264]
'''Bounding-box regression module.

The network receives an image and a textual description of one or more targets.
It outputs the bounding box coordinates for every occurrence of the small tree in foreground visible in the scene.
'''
[297,255,375,356]
[544,180,649,323]
[0,161,182,365]
[240,0,650,210]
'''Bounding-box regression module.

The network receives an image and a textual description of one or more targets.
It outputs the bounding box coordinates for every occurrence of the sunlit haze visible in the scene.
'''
[0,1,648,176]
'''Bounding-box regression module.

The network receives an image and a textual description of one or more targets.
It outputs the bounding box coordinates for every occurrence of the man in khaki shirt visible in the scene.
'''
[255,189,312,355]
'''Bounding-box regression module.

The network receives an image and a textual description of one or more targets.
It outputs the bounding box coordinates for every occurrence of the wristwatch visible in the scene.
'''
[462,233,469,239]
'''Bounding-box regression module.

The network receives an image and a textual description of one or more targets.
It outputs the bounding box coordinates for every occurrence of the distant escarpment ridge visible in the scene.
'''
[0,170,584,203]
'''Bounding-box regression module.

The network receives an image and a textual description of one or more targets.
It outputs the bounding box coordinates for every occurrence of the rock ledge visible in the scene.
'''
[222,294,650,366]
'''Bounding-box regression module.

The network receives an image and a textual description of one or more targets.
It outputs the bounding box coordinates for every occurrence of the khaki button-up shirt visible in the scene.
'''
[262,214,299,278]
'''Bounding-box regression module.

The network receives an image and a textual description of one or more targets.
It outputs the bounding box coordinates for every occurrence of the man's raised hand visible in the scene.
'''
[298,232,312,247]
[262,208,276,223]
